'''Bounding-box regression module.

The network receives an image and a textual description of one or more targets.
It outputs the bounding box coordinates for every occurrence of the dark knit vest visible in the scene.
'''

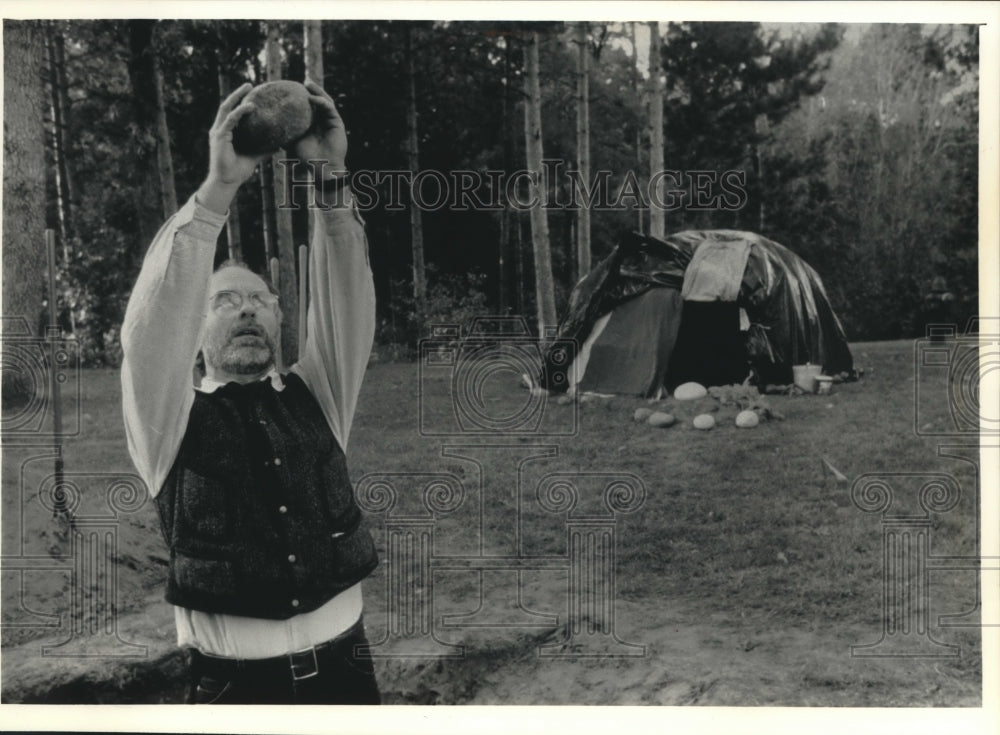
[155,372,378,619]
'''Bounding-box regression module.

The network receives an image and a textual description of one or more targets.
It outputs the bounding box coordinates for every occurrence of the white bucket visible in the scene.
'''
[792,363,823,393]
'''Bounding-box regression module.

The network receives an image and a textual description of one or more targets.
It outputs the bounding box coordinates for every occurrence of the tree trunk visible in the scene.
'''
[45,21,73,251]
[216,46,243,261]
[754,112,769,232]
[52,23,76,222]
[499,33,513,314]
[630,21,644,235]
[647,21,665,240]
[153,48,177,216]
[303,19,323,241]
[515,209,525,316]
[259,158,277,259]
[2,21,48,404]
[265,21,299,364]
[522,31,557,334]
[254,46,276,268]
[127,20,177,256]
[304,20,324,83]
[405,26,427,314]
[574,21,592,282]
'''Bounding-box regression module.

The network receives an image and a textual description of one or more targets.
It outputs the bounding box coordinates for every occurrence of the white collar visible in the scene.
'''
[196,369,285,394]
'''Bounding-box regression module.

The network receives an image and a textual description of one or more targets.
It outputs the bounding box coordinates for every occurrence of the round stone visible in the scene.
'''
[693,413,715,430]
[647,411,676,427]
[735,409,760,428]
[232,81,314,155]
[673,382,708,401]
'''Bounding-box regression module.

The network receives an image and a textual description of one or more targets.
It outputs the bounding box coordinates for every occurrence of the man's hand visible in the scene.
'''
[292,79,348,181]
[197,83,263,215]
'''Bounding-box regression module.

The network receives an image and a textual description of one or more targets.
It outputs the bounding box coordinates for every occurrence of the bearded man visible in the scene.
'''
[121,80,380,704]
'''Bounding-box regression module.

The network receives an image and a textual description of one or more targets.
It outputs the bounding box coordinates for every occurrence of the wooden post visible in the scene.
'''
[265,21,299,364]
[45,230,67,520]
[297,244,308,353]
[405,26,427,314]
[216,46,243,261]
[303,20,324,238]
[574,21,592,281]
[269,256,283,370]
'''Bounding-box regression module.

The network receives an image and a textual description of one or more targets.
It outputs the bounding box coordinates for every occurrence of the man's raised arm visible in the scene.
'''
[121,84,260,495]
[290,80,376,451]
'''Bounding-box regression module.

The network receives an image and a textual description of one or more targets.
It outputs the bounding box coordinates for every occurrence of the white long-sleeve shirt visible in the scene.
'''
[121,190,376,658]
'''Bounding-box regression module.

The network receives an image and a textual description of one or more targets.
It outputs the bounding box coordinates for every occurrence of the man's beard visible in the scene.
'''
[204,324,277,376]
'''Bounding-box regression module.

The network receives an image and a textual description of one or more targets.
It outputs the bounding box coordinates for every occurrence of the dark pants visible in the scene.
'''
[186,617,381,705]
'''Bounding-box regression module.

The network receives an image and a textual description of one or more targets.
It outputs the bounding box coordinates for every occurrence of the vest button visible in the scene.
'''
[288,553,297,563]
[278,505,288,514]
[273,457,282,466]
[291,599,300,608]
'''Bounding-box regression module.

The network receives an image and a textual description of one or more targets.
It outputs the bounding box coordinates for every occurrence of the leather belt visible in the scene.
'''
[190,618,364,683]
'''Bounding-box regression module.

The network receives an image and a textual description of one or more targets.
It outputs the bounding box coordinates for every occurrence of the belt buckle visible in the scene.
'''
[289,646,320,681]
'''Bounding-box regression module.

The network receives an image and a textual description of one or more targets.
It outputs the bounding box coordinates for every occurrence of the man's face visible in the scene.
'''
[202,267,280,379]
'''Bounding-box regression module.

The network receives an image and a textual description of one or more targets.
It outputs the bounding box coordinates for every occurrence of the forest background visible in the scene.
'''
[1,19,979,378]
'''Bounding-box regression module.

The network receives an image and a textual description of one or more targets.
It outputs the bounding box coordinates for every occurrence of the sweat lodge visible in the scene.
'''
[541,229,856,397]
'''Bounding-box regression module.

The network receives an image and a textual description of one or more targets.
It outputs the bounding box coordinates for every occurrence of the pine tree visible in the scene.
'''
[522,30,557,333]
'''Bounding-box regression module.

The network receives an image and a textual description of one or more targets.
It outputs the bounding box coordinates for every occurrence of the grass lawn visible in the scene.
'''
[1,338,984,704]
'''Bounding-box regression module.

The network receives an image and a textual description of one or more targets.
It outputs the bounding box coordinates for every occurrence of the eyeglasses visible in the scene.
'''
[209,290,279,314]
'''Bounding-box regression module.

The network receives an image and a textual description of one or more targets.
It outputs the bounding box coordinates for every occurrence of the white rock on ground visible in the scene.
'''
[693,414,715,430]
[673,382,708,401]
[647,411,676,427]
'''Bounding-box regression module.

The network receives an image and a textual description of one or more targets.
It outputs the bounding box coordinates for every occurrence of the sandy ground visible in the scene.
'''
[0,356,985,707]
[2,566,980,706]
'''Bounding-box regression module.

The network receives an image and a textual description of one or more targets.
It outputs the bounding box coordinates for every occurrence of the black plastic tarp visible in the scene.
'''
[541,229,854,393]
